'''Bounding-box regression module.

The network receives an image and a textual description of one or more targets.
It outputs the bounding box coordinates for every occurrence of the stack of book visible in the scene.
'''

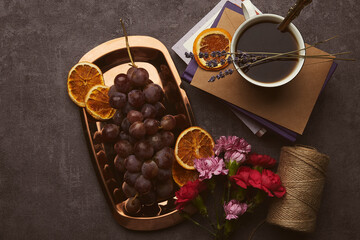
[172,0,337,141]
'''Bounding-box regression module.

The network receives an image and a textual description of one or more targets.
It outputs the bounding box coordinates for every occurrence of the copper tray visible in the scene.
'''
[79,36,196,230]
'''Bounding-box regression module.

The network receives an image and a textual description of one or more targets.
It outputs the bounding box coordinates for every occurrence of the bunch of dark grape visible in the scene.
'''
[95,66,181,215]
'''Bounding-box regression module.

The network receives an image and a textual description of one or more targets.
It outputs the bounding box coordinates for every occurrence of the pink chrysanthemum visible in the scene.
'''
[223,200,248,220]
[214,136,251,163]
[194,156,229,180]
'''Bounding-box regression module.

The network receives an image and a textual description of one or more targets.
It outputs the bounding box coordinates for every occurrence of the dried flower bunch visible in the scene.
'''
[187,50,266,69]
[186,36,355,83]
[185,50,264,82]
[174,135,286,239]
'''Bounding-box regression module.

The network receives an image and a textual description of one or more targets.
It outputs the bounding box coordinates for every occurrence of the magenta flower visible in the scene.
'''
[194,156,229,180]
[214,136,251,163]
[223,200,248,220]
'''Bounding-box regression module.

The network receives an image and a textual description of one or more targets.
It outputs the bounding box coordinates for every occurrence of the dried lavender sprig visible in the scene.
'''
[208,68,234,82]
[219,71,225,78]
[186,47,343,72]
[186,51,244,62]
[231,55,267,67]
[187,47,353,62]
[222,50,354,61]
[208,76,216,82]
[202,54,267,69]
[233,52,355,64]
[237,51,353,59]
[243,36,340,68]
[185,52,194,59]
[204,54,260,69]
[265,56,354,61]
[206,59,218,68]
[227,56,232,64]
[266,52,354,61]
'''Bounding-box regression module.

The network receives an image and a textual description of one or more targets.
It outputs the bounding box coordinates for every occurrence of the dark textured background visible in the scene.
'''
[1,0,359,239]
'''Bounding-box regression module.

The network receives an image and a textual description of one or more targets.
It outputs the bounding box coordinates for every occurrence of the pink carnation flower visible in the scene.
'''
[224,150,247,163]
[214,136,237,155]
[214,136,251,163]
[194,156,229,180]
[223,200,248,220]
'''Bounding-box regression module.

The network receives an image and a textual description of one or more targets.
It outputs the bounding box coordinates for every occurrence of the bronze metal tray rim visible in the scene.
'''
[79,36,196,231]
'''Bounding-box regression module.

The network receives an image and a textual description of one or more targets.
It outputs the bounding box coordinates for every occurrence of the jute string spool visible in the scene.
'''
[266,145,329,233]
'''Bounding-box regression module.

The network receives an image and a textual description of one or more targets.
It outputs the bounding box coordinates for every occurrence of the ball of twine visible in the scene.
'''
[266,145,329,233]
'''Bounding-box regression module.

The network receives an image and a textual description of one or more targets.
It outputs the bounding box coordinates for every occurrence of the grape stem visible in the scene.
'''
[120,19,138,68]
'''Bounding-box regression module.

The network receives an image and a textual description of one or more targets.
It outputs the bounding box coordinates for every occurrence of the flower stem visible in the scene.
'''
[214,196,220,230]
[227,180,231,202]
[205,214,217,231]
[237,51,355,61]
[119,19,137,68]
[276,56,355,61]
[242,35,339,68]
[182,213,217,237]
[238,51,351,57]
[247,219,265,240]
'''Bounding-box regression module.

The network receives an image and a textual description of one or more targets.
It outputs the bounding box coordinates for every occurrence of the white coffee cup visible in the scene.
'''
[230,0,305,87]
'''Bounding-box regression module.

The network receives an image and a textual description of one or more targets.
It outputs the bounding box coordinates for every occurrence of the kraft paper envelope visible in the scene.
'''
[191,8,334,135]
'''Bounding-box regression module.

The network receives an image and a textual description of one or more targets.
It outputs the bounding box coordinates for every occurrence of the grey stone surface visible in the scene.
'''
[0,0,359,239]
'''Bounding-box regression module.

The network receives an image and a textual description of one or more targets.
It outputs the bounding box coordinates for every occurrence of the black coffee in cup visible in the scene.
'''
[236,20,299,83]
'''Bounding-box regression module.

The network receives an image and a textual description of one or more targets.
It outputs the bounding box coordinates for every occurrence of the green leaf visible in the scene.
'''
[228,161,240,176]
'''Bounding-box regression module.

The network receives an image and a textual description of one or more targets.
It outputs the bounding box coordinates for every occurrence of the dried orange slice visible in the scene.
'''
[174,126,214,170]
[67,62,104,107]
[193,28,232,70]
[85,85,116,120]
[172,160,199,187]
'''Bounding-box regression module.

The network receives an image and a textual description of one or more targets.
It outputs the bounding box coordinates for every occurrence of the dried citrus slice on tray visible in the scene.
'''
[85,85,116,120]
[193,28,232,70]
[67,62,104,107]
[174,126,215,170]
[172,160,199,187]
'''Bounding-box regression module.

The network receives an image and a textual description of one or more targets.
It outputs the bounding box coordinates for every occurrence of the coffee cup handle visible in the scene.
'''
[242,0,259,20]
